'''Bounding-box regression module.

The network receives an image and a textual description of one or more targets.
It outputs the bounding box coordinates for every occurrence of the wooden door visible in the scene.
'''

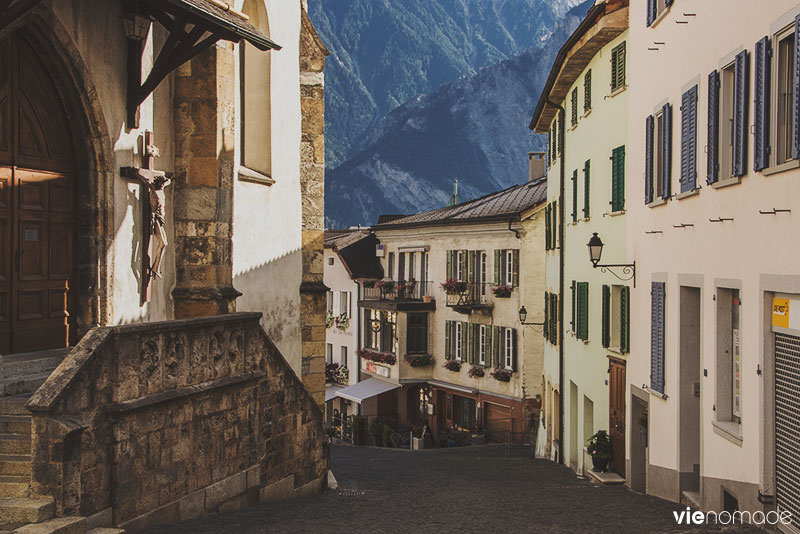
[0,33,75,353]
[609,358,626,477]
[485,402,511,442]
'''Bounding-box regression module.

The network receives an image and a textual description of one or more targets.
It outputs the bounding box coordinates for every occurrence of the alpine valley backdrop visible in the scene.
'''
[310,0,593,228]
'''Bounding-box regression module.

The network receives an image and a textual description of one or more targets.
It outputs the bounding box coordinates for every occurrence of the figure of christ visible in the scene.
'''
[144,173,171,278]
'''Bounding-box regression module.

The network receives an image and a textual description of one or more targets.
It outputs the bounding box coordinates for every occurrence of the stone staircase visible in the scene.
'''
[0,351,124,534]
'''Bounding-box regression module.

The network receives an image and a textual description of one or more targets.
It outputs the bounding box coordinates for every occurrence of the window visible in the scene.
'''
[398,252,406,281]
[611,42,626,92]
[408,252,416,280]
[571,87,578,127]
[602,285,630,353]
[479,325,487,365]
[646,0,673,27]
[506,250,514,288]
[494,249,519,287]
[240,0,272,177]
[710,51,748,184]
[456,251,464,281]
[679,85,698,193]
[453,395,476,431]
[326,291,333,314]
[406,313,428,355]
[584,70,592,111]
[340,346,347,366]
[576,282,589,341]
[775,25,797,165]
[611,145,625,212]
[364,309,396,353]
[387,252,395,280]
[326,343,333,364]
[328,257,334,266]
[339,291,350,317]
[504,328,514,370]
[583,160,590,218]
[479,252,487,302]
[646,103,672,203]
[716,288,741,424]
[650,282,666,394]
[456,322,463,361]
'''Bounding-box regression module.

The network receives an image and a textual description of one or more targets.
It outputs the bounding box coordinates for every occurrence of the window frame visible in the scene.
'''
[406,313,429,355]
[456,321,463,362]
[340,345,347,366]
[504,328,513,370]
[326,343,333,364]
[505,250,514,288]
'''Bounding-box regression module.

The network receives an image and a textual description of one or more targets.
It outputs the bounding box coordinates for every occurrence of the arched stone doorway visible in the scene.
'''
[1,31,77,353]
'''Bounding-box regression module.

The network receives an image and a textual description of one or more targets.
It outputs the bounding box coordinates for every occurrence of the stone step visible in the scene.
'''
[14,516,85,534]
[0,397,31,417]
[0,417,31,436]
[681,489,701,509]
[0,496,54,524]
[0,519,24,533]
[0,436,29,456]
[0,476,28,498]
[2,374,51,398]
[87,529,126,534]
[0,456,31,478]
[2,349,68,379]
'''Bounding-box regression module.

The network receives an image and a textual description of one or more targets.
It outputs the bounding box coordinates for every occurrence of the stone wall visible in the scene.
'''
[298,8,330,406]
[26,313,326,529]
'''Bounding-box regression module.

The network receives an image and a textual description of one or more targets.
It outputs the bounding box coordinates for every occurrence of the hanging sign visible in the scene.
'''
[772,298,800,330]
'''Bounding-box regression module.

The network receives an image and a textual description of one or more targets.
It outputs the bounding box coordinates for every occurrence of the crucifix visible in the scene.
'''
[121,131,172,305]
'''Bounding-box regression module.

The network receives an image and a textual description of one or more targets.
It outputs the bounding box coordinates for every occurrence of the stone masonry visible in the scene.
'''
[298,7,330,406]
[24,313,327,530]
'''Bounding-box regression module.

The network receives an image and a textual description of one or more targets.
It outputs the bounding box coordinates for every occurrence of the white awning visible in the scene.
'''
[335,378,399,404]
[325,384,345,402]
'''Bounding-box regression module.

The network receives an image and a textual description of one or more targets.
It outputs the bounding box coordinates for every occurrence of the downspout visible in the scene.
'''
[547,98,566,466]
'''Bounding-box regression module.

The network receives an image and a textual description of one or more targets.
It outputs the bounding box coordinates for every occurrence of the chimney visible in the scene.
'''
[528,152,546,182]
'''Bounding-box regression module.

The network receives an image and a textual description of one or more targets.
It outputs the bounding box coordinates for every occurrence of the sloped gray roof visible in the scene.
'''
[324,230,384,280]
[373,178,547,230]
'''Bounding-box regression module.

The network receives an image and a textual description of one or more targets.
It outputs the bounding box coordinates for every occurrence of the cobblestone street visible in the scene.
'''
[136,445,766,534]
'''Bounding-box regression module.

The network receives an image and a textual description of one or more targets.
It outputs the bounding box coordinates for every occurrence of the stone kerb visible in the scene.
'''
[25,313,326,528]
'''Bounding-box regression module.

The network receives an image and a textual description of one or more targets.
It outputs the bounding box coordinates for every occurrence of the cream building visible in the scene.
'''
[337,161,547,442]
[626,0,800,524]
[531,0,630,476]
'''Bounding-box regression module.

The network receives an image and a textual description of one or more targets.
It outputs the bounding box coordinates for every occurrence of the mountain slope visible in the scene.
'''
[309,0,588,167]
[325,0,592,228]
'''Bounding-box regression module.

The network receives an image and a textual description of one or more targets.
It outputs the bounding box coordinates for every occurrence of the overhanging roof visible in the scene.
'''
[530,0,628,133]
[335,378,399,404]
[325,384,345,402]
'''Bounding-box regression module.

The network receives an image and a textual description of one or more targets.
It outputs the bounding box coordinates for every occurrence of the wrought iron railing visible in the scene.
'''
[444,282,501,307]
[362,280,434,302]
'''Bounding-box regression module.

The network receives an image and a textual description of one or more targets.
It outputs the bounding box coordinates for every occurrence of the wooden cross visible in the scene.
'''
[121,131,171,305]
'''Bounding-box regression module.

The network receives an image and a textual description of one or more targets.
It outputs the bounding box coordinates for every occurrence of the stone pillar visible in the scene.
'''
[172,43,241,318]
[299,8,330,406]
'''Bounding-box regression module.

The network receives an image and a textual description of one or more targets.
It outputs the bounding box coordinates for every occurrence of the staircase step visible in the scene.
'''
[681,490,701,509]
[2,373,51,398]
[0,436,29,456]
[0,476,28,498]
[0,417,31,436]
[0,456,31,477]
[14,516,85,534]
[87,529,126,534]
[0,397,30,416]
[0,496,54,523]
[2,349,68,379]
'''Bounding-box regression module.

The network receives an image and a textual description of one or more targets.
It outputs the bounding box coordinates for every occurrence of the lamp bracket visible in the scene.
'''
[593,262,636,288]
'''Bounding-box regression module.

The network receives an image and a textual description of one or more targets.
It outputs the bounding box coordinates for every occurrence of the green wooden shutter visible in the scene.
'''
[584,69,591,111]
[550,293,558,343]
[602,285,610,348]
[460,250,468,281]
[544,292,550,342]
[571,87,578,127]
[553,201,558,248]
[445,320,452,360]
[571,169,578,223]
[512,249,519,288]
[611,145,625,212]
[467,323,474,364]
[512,329,518,372]
[486,326,493,367]
[611,42,626,91]
[545,204,552,250]
[570,281,576,332]
[621,286,630,354]
[468,250,476,284]
[446,251,453,280]
[500,250,507,285]
[461,321,468,361]
[583,160,590,218]
[494,250,501,284]
[493,326,502,368]
[577,282,589,341]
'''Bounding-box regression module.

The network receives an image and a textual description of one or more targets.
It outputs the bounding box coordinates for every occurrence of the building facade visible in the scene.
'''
[531,0,630,476]
[626,0,800,523]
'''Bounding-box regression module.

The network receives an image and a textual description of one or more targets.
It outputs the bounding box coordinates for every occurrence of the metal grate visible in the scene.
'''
[775,333,800,531]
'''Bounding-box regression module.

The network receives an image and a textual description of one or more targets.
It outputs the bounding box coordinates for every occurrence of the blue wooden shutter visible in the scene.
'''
[680,85,698,192]
[601,285,610,348]
[661,102,672,199]
[571,169,578,222]
[583,160,590,218]
[754,36,772,172]
[707,70,720,184]
[650,282,666,394]
[646,0,656,27]
[733,50,749,177]
[645,114,654,203]
[793,15,800,160]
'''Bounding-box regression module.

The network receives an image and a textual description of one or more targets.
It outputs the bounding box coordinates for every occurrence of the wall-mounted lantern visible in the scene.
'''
[587,232,636,287]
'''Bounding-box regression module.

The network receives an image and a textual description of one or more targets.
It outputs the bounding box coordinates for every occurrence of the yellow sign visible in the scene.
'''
[773,298,790,328]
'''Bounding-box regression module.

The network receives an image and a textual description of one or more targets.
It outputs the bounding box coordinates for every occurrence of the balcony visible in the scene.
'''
[445,282,498,314]
[359,280,436,311]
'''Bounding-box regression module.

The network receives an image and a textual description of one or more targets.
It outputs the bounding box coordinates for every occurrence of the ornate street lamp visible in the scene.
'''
[586,232,636,287]
[518,306,545,329]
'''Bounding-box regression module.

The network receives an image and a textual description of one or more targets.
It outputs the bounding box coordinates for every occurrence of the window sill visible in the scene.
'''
[648,387,668,401]
[605,347,627,356]
[569,123,578,131]
[605,209,626,217]
[711,176,741,189]
[607,85,627,99]
[238,166,275,186]
[649,6,673,29]
[762,159,800,176]
[712,419,743,447]
[647,196,668,208]
[675,188,700,200]
[582,108,592,118]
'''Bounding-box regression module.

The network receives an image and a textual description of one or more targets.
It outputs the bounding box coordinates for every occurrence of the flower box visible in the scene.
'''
[405,355,434,367]
[443,360,461,372]
[335,313,350,330]
[492,284,512,298]
[468,366,485,378]
[358,348,397,366]
[490,368,512,382]
[325,363,349,385]
[440,278,467,295]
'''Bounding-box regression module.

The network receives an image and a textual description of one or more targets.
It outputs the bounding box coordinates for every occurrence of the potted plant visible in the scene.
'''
[377,279,396,292]
[492,283,512,298]
[325,310,334,329]
[406,355,434,367]
[335,313,350,331]
[325,363,348,385]
[362,279,377,288]
[440,278,468,295]
[587,430,613,472]
[490,368,512,382]
[443,360,461,372]
[468,366,485,378]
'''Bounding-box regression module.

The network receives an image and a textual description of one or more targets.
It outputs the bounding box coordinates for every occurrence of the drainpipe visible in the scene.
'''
[547,98,566,466]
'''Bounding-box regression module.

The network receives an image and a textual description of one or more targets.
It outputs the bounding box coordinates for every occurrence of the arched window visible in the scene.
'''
[240,0,271,178]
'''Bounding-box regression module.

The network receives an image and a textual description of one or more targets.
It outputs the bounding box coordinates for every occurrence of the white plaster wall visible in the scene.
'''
[626,0,800,491]
[323,248,359,386]
[232,0,304,373]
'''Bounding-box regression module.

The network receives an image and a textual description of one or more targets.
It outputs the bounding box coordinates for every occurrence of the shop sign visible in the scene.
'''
[364,361,389,378]
[773,298,792,329]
